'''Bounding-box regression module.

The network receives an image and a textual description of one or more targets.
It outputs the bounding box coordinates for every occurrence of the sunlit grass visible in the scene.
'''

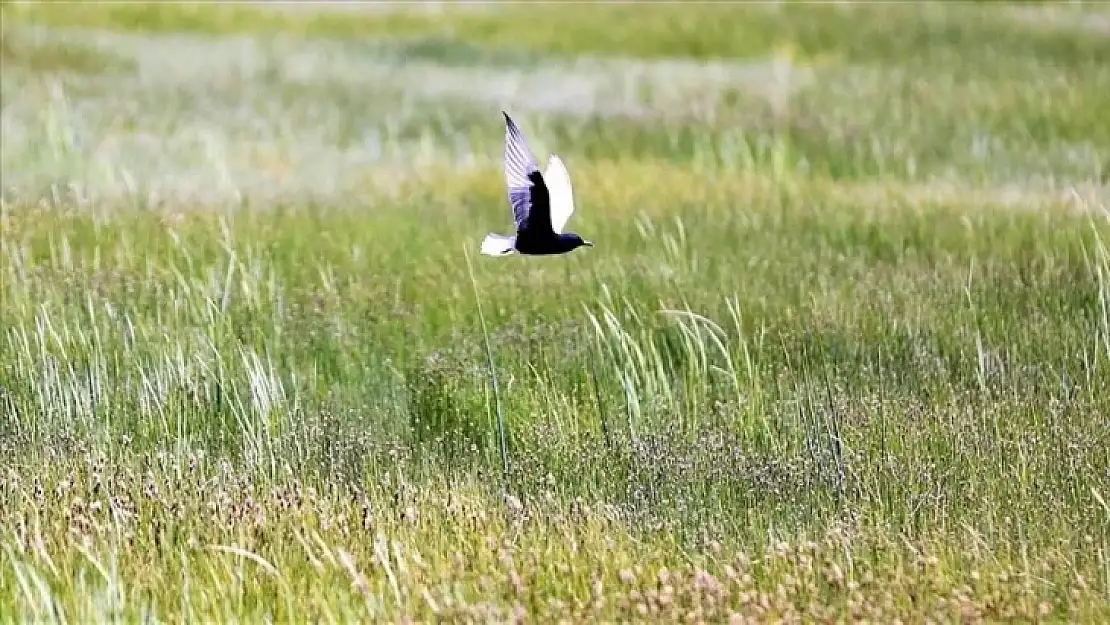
[2,2,1110,621]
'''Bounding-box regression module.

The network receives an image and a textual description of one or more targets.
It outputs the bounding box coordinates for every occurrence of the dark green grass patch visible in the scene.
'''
[6,3,1107,71]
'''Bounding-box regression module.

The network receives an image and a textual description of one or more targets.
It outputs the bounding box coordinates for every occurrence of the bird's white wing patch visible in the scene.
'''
[480,233,517,256]
[543,154,575,234]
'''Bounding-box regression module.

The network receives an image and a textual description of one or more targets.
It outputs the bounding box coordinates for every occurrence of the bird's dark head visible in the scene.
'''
[560,233,593,251]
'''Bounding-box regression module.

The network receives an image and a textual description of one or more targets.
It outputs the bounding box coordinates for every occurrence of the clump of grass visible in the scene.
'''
[2,2,1110,621]
[1,449,1107,621]
[0,25,135,75]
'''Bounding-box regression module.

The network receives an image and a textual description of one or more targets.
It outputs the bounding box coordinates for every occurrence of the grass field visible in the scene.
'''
[2,1,1110,621]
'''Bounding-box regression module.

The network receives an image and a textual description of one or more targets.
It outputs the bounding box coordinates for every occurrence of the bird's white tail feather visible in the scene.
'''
[480,233,516,256]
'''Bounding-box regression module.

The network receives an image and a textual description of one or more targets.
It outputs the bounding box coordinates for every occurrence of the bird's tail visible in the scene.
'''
[480,233,517,256]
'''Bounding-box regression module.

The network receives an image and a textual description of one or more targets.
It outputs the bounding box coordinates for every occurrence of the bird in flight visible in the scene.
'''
[480,111,593,257]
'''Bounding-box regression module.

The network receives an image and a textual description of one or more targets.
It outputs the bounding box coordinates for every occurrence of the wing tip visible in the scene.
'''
[545,153,570,180]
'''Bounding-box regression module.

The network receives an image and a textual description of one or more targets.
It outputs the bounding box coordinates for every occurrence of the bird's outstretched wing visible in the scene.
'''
[502,111,550,234]
[543,154,575,234]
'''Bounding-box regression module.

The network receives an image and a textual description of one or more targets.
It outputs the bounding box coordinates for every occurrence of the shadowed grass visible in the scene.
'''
[5,2,1108,69]
[0,26,134,75]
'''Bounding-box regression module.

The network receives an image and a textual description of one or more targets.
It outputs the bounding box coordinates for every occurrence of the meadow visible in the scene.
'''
[2,1,1110,621]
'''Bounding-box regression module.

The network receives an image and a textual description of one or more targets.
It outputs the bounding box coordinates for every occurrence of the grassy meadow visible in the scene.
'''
[3,1,1110,621]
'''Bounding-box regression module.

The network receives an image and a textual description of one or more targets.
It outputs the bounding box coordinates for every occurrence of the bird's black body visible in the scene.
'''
[515,231,591,255]
[513,170,591,255]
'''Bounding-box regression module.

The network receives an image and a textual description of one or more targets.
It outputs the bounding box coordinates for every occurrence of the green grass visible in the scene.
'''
[2,2,1110,621]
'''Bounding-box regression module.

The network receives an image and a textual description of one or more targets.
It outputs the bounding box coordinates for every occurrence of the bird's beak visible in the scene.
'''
[584,240,594,247]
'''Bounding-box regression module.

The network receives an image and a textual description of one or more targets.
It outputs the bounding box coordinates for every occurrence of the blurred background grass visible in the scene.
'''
[2,1,1109,621]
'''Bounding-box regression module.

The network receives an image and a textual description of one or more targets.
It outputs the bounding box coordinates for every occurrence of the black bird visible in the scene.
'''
[480,111,593,256]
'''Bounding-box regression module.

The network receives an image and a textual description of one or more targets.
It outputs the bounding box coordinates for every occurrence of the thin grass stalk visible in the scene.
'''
[462,246,509,492]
